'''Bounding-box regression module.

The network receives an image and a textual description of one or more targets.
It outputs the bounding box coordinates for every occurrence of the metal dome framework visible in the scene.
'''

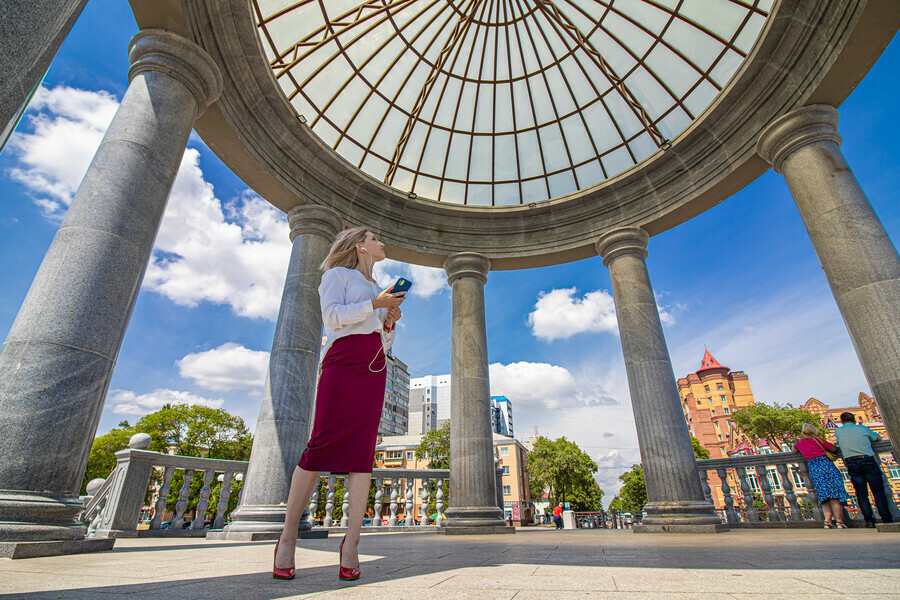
[252,0,770,206]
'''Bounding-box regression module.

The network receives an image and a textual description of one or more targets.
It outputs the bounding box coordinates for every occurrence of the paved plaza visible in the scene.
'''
[2,528,899,599]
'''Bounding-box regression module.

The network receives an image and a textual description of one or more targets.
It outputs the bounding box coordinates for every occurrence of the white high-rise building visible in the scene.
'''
[491,396,514,437]
[408,374,450,435]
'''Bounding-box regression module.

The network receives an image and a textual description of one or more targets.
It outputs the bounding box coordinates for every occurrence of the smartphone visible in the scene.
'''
[391,277,413,296]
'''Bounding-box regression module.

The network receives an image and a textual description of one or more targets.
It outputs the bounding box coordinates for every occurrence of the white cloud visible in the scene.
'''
[6,86,119,217]
[374,258,446,298]
[107,388,225,416]
[7,84,296,320]
[527,287,678,341]
[527,288,618,341]
[176,343,269,391]
[489,361,619,409]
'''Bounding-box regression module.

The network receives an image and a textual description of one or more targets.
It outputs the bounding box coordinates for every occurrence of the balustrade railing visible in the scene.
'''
[697,440,898,526]
[80,440,451,538]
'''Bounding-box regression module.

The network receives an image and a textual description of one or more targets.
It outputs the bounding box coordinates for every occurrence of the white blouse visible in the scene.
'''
[319,266,396,364]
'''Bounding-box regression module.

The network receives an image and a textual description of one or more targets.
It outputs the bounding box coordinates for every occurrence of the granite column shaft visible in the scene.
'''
[596,228,722,533]
[0,0,89,146]
[225,205,342,535]
[758,105,900,457]
[0,29,222,542]
[442,253,508,533]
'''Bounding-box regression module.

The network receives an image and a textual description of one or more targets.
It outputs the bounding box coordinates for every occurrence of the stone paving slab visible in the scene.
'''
[1,528,898,599]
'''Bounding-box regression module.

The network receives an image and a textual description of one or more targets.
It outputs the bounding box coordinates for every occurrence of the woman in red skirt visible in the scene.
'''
[273,227,405,581]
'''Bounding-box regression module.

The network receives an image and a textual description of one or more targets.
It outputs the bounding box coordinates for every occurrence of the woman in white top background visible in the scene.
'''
[273,227,405,581]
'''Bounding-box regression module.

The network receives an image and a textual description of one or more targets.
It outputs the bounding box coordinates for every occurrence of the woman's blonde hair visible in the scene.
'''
[320,227,369,271]
[801,423,818,437]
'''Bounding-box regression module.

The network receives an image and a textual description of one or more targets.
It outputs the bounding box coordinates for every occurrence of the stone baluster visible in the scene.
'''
[443,253,507,531]
[226,206,342,536]
[323,476,336,528]
[698,469,712,505]
[307,480,319,528]
[405,479,415,527]
[172,469,194,529]
[340,481,350,528]
[596,228,721,532]
[776,464,803,521]
[151,467,176,530]
[435,478,444,527]
[759,105,900,456]
[0,29,222,548]
[373,478,383,527]
[191,471,215,530]
[389,478,399,526]
[735,467,758,522]
[796,461,825,520]
[213,472,234,529]
[420,479,430,528]
[756,464,778,521]
[716,468,737,524]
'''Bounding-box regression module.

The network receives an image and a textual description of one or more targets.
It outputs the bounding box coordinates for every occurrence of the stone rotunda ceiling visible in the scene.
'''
[252,0,771,206]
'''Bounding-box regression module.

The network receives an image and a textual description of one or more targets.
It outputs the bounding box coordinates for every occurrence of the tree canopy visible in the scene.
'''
[526,436,603,511]
[414,421,450,469]
[731,402,823,449]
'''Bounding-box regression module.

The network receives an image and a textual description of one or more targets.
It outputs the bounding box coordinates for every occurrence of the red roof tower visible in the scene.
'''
[696,349,729,374]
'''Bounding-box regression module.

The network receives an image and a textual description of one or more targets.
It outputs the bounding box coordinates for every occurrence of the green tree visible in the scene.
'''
[610,436,708,515]
[526,436,604,511]
[616,465,647,514]
[415,421,450,468]
[731,403,823,449]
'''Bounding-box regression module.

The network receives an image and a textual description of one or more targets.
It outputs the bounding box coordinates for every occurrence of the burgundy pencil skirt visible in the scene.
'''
[297,332,387,473]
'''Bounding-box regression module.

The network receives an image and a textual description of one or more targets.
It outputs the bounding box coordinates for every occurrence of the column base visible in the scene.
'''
[442,505,508,531]
[0,538,115,559]
[0,491,87,542]
[633,500,726,534]
[221,504,312,536]
[876,523,900,533]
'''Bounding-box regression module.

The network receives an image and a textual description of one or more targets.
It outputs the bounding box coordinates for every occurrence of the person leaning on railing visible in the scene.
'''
[793,423,850,529]
[272,227,406,581]
[833,412,895,528]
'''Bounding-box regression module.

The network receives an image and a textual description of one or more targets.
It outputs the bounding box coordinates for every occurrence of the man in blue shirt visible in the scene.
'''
[833,412,894,527]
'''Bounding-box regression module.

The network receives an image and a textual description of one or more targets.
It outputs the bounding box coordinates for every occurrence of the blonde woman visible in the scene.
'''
[793,423,849,528]
[273,228,406,580]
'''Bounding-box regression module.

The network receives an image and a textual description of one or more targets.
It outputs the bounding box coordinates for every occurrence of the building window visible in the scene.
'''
[711,409,716,416]
[406,451,413,460]
[839,468,850,482]
[704,386,710,393]
[696,399,702,405]
[503,485,511,495]
[718,434,723,441]
[889,466,900,479]
[709,398,713,404]
[500,447,509,456]
[502,466,510,475]
[724,408,730,414]
[721,395,726,402]
[717,384,723,390]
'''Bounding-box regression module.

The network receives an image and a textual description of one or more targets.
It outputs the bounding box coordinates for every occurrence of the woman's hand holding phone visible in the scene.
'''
[372,287,405,310]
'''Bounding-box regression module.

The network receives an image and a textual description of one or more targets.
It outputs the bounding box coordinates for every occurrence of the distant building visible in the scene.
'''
[379,352,410,436]
[408,374,450,434]
[491,396,514,437]
[375,431,532,525]
[677,349,755,459]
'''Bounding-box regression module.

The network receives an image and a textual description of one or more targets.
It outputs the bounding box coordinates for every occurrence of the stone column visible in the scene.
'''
[596,228,724,533]
[0,0,89,148]
[0,29,222,552]
[442,253,510,534]
[221,205,342,539]
[758,105,900,457]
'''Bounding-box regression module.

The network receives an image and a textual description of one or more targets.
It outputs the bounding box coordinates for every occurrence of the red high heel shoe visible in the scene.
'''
[273,539,295,580]
[338,536,360,581]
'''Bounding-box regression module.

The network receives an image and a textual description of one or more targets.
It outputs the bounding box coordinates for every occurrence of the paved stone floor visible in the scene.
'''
[2,527,899,599]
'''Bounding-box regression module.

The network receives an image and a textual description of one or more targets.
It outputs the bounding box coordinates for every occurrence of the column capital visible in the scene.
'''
[128,29,223,118]
[595,227,649,267]
[757,104,842,174]
[287,204,343,242]
[444,252,491,286]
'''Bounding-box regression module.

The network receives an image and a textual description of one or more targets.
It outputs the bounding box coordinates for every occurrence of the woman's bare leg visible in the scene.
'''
[822,499,834,526]
[340,472,371,568]
[830,499,845,525]
[275,466,320,568]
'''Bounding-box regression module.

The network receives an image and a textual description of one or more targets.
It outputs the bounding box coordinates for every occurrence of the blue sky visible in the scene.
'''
[1,2,897,497]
